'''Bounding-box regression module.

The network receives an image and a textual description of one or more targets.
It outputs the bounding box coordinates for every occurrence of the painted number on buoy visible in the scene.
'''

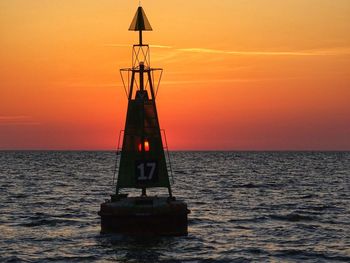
[135,161,158,183]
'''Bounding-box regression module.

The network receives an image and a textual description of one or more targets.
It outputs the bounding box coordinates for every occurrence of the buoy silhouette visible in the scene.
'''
[98,6,189,236]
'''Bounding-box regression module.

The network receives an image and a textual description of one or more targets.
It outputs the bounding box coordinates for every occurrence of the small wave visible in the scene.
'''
[21,215,85,227]
[11,193,28,199]
[246,247,269,255]
[300,194,313,199]
[309,204,333,211]
[21,218,64,227]
[273,249,350,261]
[233,225,251,230]
[232,183,258,188]
[320,219,350,225]
[173,170,188,175]
[43,255,99,262]
[231,183,283,189]
[269,213,315,222]
[2,256,23,263]
[229,216,268,223]
[189,217,218,225]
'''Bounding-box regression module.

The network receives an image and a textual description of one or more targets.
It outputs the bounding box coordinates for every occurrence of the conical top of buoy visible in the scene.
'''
[129,6,153,31]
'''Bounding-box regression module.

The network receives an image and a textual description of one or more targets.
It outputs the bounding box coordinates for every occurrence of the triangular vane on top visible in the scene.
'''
[129,6,153,31]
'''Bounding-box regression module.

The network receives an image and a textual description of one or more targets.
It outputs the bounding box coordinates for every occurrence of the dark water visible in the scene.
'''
[0,151,349,262]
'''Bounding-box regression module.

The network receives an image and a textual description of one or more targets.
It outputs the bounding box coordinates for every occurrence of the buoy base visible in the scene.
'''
[98,195,189,236]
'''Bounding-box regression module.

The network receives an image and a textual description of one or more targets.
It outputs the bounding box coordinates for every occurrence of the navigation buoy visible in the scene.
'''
[98,6,190,236]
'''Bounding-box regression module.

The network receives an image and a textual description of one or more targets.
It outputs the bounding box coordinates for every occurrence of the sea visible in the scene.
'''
[0,151,349,262]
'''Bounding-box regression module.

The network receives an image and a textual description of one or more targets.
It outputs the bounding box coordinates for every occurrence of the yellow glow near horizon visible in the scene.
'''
[1,0,349,150]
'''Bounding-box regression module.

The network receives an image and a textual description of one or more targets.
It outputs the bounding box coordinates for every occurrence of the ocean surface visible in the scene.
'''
[0,151,349,262]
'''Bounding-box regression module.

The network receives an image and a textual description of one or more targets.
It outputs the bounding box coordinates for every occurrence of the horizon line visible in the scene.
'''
[0,149,349,152]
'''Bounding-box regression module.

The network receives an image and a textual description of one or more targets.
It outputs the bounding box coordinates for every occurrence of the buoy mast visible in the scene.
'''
[117,6,172,197]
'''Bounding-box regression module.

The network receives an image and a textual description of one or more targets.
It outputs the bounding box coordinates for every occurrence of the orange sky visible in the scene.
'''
[1,0,350,150]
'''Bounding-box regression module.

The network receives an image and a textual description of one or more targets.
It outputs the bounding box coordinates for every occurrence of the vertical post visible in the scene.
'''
[147,71,155,100]
[139,62,144,91]
[129,71,135,100]
[139,30,142,45]
[140,59,145,197]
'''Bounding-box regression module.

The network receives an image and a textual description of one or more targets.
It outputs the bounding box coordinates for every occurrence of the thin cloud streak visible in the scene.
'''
[177,48,350,56]
[0,116,40,126]
[103,44,129,48]
[150,45,173,49]
[64,82,118,89]
[0,116,30,121]
[0,122,41,126]
[162,77,289,85]
[105,44,350,56]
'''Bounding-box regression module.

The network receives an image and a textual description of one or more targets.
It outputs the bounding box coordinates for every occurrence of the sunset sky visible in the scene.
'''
[1,0,349,150]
